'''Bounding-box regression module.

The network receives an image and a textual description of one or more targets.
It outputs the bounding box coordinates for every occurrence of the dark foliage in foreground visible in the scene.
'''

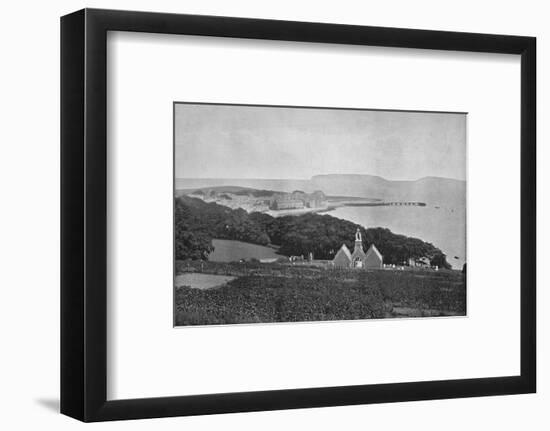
[175,195,451,268]
[174,261,466,325]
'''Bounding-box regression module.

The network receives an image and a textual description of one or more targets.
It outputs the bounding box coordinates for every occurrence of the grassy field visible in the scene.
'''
[208,239,281,262]
[174,260,466,326]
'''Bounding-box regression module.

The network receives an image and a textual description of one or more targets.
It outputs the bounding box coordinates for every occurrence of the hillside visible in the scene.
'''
[175,185,279,198]
[176,195,451,268]
[175,261,466,325]
[175,178,312,194]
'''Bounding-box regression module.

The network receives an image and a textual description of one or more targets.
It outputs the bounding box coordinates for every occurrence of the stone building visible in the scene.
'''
[270,190,327,211]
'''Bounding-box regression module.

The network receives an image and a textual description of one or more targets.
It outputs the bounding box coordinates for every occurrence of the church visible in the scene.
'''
[332,229,383,269]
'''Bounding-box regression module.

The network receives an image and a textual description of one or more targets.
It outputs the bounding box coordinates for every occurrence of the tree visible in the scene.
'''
[174,199,213,260]
[430,252,452,270]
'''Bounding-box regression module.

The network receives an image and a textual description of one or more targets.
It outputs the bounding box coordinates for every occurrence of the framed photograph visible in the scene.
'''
[61,8,536,422]
[173,102,468,326]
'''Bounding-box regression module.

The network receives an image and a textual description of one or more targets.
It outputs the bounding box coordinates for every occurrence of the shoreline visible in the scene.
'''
[263,200,427,217]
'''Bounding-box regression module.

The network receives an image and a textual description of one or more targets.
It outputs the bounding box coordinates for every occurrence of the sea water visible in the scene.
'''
[329,205,466,269]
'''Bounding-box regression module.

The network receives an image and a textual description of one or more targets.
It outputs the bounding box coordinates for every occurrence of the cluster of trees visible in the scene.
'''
[362,227,451,269]
[175,196,451,268]
[174,199,213,260]
[175,197,269,261]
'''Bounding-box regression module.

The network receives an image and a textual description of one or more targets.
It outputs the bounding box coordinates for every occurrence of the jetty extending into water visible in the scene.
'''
[265,199,426,217]
[343,201,426,207]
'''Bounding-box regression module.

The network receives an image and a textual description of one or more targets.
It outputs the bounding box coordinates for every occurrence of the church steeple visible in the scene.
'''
[354,228,363,252]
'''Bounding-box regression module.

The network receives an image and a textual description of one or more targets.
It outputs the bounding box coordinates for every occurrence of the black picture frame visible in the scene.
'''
[61,8,536,422]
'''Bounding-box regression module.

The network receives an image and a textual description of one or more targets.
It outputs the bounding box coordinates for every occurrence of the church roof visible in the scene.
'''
[366,244,383,260]
[335,244,352,260]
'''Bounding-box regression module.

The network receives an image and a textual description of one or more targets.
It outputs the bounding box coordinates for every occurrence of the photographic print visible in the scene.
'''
[174,103,467,326]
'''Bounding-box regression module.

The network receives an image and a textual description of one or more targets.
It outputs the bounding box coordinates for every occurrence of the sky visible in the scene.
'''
[174,103,466,181]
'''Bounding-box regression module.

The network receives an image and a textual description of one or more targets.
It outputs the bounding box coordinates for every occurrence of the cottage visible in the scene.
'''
[332,229,383,269]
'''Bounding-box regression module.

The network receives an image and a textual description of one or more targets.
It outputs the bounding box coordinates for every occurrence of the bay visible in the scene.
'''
[329,204,466,269]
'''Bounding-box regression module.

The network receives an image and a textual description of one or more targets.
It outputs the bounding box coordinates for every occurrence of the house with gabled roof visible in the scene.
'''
[332,228,383,269]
